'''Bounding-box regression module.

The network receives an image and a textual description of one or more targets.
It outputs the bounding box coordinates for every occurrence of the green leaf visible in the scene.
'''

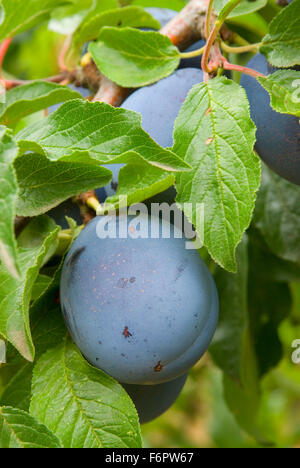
[258,70,300,116]
[0,364,33,411]
[0,0,72,41]
[104,164,175,211]
[89,27,180,87]
[48,0,93,34]
[72,6,160,49]
[0,126,20,278]
[16,99,190,172]
[14,152,112,217]
[226,12,269,38]
[174,77,261,272]
[0,406,62,448]
[131,0,185,10]
[30,336,142,448]
[215,0,267,18]
[31,274,53,301]
[0,216,59,361]
[210,237,249,382]
[254,166,300,265]
[0,82,82,126]
[260,0,300,68]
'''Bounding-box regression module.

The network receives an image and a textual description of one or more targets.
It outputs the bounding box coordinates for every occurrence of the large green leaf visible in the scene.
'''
[258,71,300,116]
[215,0,267,18]
[174,77,261,272]
[0,406,62,448]
[260,0,300,68]
[254,166,300,265]
[0,82,82,126]
[0,0,72,41]
[30,336,142,448]
[89,28,180,87]
[0,217,59,361]
[0,127,19,278]
[16,99,190,172]
[72,6,160,49]
[131,0,186,10]
[14,152,112,217]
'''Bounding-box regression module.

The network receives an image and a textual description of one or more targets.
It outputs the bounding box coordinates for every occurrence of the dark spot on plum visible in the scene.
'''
[98,341,102,345]
[154,361,163,372]
[123,326,132,338]
[117,278,128,288]
[121,353,126,357]
[67,247,86,269]
[130,277,136,284]
[174,259,188,282]
[96,358,99,361]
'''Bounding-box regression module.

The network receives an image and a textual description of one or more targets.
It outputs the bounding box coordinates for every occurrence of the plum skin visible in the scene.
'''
[240,54,300,185]
[123,374,188,424]
[60,213,219,385]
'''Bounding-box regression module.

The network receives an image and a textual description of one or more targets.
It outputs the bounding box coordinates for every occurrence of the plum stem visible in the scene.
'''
[205,0,214,39]
[222,60,266,78]
[179,45,206,58]
[58,35,72,72]
[221,41,262,54]
[0,38,12,77]
[86,196,102,213]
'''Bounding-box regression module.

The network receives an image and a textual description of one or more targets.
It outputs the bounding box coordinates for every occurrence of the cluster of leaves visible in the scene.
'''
[0,0,299,448]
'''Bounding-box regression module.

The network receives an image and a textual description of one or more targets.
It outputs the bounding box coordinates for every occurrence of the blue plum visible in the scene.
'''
[145,7,177,28]
[98,68,204,203]
[241,54,300,185]
[60,213,219,384]
[123,373,188,424]
[47,199,82,229]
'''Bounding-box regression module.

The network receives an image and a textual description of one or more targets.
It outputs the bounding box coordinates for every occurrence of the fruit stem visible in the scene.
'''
[223,60,266,78]
[221,41,262,54]
[86,196,102,213]
[0,38,12,76]
[179,45,205,58]
[202,0,243,73]
[205,0,214,39]
[58,35,72,72]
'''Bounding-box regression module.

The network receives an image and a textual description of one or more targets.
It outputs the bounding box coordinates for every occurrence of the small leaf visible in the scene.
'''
[253,165,300,265]
[14,152,112,217]
[0,0,72,41]
[214,0,267,18]
[89,27,180,87]
[16,99,190,172]
[30,336,142,448]
[0,82,82,126]
[105,164,175,210]
[0,216,59,361]
[260,0,300,68]
[0,364,33,411]
[72,6,160,49]
[258,70,300,116]
[0,406,62,448]
[0,126,20,278]
[174,77,261,272]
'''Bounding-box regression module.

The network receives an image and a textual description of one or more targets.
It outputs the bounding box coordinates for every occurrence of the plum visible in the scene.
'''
[60,213,219,384]
[123,373,188,424]
[240,54,300,185]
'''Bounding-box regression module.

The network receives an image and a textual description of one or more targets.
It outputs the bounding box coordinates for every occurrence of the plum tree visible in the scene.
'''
[123,373,188,424]
[98,67,204,202]
[60,213,219,385]
[241,54,300,185]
